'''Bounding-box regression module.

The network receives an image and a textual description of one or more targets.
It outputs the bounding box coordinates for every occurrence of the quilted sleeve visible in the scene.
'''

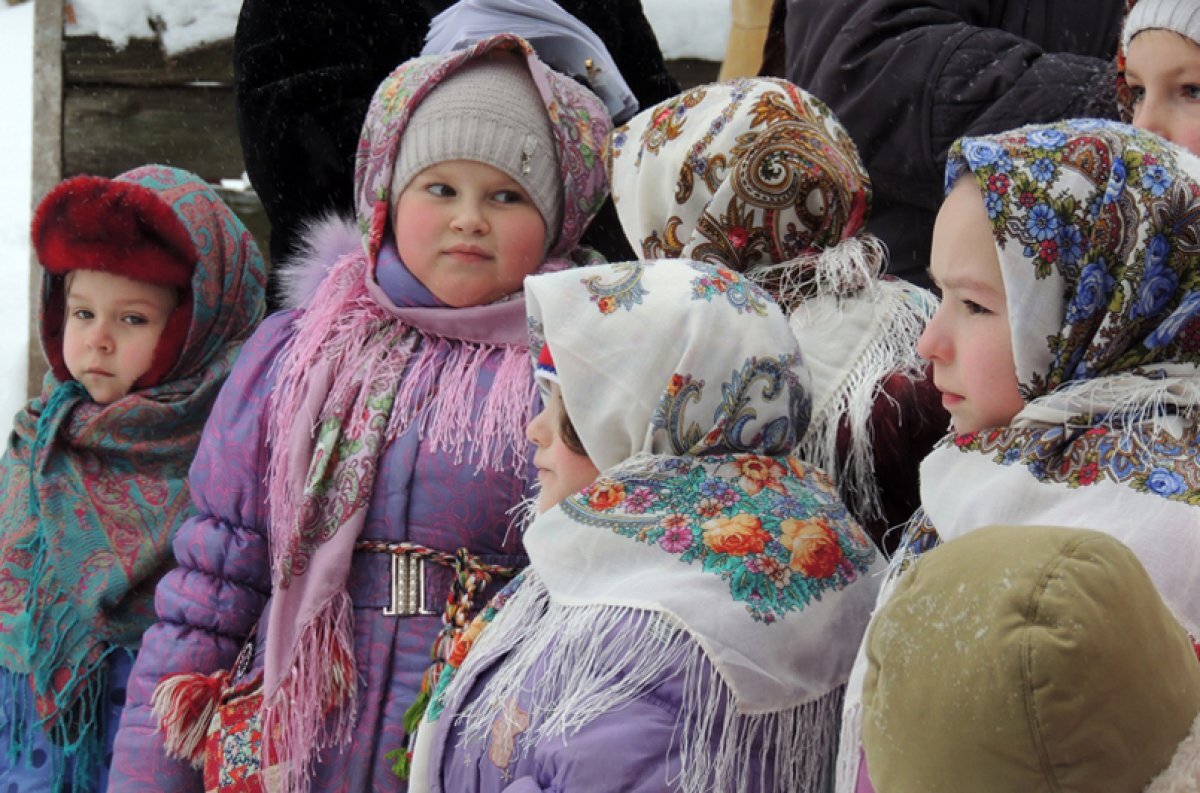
[107,312,293,791]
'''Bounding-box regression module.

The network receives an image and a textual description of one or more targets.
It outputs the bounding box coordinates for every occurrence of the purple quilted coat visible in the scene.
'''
[109,34,611,792]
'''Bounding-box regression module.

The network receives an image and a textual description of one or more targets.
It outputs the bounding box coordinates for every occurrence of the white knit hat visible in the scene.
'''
[1123,0,1200,49]
[392,53,563,237]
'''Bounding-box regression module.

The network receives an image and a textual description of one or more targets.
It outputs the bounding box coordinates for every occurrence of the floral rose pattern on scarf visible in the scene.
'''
[562,454,873,624]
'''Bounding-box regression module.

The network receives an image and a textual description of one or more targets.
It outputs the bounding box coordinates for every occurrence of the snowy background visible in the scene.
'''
[0,0,729,439]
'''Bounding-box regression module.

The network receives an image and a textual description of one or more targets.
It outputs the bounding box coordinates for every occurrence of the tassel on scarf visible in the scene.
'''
[453,570,844,793]
[261,592,358,793]
[151,668,231,769]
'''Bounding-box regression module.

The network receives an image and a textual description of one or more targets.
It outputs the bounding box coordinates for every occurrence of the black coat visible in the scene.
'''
[781,0,1123,284]
[233,0,679,303]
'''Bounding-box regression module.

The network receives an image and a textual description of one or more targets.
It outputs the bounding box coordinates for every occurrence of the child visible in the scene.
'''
[108,35,611,792]
[837,119,1200,791]
[410,258,885,792]
[0,166,267,792]
[607,77,946,546]
[1118,0,1200,154]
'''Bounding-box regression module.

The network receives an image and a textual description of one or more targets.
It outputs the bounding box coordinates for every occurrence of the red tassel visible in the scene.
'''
[151,669,231,769]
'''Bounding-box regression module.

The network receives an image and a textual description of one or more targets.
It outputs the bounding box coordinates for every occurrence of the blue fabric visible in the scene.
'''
[0,651,131,793]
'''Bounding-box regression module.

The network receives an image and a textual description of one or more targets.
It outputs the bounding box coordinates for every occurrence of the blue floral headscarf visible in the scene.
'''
[911,119,1200,633]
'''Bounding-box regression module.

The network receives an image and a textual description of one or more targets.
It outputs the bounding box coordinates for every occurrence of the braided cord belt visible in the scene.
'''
[352,539,519,693]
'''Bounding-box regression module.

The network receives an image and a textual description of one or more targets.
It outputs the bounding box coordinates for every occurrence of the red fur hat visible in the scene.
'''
[32,175,197,389]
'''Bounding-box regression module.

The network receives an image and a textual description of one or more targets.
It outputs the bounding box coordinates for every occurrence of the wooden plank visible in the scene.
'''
[64,35,233,87]
[62,84,244,182]
[28,0,62,397]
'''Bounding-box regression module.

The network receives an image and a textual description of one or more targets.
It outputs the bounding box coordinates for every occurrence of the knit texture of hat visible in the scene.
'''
[392,54,563,239]
[1123,0,1200,48]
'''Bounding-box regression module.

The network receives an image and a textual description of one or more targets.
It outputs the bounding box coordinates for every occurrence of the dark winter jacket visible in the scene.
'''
[779,0,1123,284]
[233,0,678,303]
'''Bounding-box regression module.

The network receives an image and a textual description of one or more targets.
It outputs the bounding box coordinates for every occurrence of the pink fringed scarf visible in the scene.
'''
[261,250,540,789]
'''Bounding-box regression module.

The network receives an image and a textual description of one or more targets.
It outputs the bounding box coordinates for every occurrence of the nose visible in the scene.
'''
[916,305,949,363]
[86,320,114,352]
[450,199,489,235]
[526,404,550,446]
[1133,93,1170,140]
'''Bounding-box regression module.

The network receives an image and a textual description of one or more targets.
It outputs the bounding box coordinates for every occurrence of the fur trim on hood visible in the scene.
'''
[274,214,362,310]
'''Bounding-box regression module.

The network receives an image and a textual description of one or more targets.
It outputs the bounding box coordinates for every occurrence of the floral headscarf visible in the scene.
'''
[259,34,612,791]
[837,120,1200,793]
[607,77,939,531]
[0,165,266,790]
[922,119,1200,624]
[419,259,885,793]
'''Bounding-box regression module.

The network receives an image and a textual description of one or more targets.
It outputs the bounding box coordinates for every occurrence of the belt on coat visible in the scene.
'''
[353,539,522,618]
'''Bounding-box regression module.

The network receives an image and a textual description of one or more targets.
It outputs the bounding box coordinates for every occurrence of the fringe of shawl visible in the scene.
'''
[262,251,535,789]
[266,252,535,579]
[789,276,934,526]
[261,592,358,793]
[2,656,117,793]
[452,570,844,793]
[835,699,865,793]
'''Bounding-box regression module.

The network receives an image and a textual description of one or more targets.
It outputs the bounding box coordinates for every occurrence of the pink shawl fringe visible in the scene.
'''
[262,251,535,790]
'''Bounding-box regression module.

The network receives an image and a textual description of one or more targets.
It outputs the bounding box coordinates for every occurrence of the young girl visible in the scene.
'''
[607,77,945,546]
[410,258,885,792]
[1118,0,1200,153]
[108,35,611,792]
[0,166,267,792]
[838,119,1200,791]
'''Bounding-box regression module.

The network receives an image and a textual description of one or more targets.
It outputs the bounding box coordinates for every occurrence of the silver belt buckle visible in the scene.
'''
[383,553,436,616]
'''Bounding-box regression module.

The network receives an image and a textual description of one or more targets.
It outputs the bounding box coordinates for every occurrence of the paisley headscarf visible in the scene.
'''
[837,120,1200,792]
[417,259,885,793]
[607,77,939,532]
[0,165,266,787]
[259,34,611,791]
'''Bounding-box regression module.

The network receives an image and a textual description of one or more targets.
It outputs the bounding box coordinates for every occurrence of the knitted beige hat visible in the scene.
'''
[862,524,1200,793]
[1123,0,1200,49]
[392,53,563,238]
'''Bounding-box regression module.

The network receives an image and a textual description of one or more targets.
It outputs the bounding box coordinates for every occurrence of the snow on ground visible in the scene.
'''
[0,0,726,440]
[65,0,729,61]
[68,0,241,55]
[0,2,32,441]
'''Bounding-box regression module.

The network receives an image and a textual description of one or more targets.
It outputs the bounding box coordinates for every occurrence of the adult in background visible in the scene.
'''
[767,0,1123,286]
[234,0,678,304]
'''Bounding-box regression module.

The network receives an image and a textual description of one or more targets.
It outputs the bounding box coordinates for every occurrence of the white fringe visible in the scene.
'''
[1021,370,1200,435]
[791,279,934,525]
[745,235,890,313]
[451,570,844,793]
[834,699,864,793]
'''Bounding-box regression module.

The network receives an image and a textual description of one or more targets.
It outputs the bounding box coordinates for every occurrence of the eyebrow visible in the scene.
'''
[66,292,168,310]
[925,268,1002,294]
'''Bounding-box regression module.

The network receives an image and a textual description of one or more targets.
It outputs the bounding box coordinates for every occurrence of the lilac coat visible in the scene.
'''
[109,259,531,791]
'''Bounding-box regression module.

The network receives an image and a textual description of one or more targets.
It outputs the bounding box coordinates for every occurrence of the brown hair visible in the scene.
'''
[558,403,587,456]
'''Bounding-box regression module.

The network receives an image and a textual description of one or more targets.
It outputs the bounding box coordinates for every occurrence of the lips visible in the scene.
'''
[443,244,492,261]
[85,367,113,377]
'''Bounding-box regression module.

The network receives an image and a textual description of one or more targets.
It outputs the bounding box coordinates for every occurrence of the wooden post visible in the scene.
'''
[28,0,62,397]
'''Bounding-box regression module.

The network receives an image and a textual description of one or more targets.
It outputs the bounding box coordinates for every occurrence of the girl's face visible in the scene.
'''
[1126,29,1200,155]
[917,180,1025,434]
[392,159,547,307]
[62,269,177,404]
[526,383,599,514]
